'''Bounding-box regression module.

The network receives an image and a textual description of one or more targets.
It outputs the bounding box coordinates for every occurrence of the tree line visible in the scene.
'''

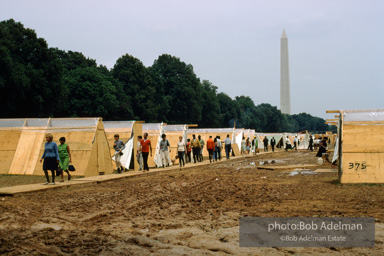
[0,19,332,133]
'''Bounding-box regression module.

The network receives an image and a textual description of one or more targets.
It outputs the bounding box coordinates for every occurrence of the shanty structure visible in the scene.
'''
[163,125,188,165]
[327,109,384,183]
[103,121,143,171]
[187,128,240,157]
[264,133,284,149]
[0,118,113,177]
[143,123,165,168]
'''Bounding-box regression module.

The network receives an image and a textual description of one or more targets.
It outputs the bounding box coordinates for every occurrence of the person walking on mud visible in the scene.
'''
[136,135,143,171]
[216,136,223,160]
[113,134,125,173]
[246,137,251,154]
[159,134,171,168]
[271,137,276,152]
[191,134,201,163]
[40,133,59,185]
[198,135,205,162]
[263,137,269,152]
[224,134,232,159]
[293,136,298,151]
[241,137,246,155]
[252,136,258,155]
[58,137,72,182]
[308,135,314,152]
[206,136,214,162]
[141,133,152,172]
[177,136,186,167]
[186,139,192,163]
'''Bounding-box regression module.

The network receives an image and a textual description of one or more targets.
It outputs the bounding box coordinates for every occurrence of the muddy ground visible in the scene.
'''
[0,151,383,255]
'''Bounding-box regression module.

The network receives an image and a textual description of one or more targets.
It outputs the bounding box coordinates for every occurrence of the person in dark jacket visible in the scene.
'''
[271,137,276,152]
[316,137,328,157]
[263,137,269,152]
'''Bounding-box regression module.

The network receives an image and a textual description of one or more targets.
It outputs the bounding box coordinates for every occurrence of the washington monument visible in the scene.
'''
[280,29,291,115]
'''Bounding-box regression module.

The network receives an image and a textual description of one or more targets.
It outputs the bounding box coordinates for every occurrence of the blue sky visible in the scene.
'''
[1,0,383,119]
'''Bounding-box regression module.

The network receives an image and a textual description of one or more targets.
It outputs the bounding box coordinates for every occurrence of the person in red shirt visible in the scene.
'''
[140,133,152,171]
[206,135,215,163]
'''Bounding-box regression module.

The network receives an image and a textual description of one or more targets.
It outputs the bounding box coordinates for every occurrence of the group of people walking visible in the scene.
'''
[131,134,263,171]
[40,133,72,185]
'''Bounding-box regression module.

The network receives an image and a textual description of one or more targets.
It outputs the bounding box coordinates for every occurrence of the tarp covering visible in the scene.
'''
[343,109,384,122]
[265,134,283,146]
[143,123,164,168]
[104,121,136,170]
[297,133,309,149]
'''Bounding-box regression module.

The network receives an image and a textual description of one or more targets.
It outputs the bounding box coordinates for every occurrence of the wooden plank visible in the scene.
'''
[257,164,319,171]
[342,124,384,153]
[97,120,114,175]
[341,152,384,183]
[314,169,338,173]
[0,180,97,196]
[9,131,45,175]
[0,130,22,174]
[231,143,240,156]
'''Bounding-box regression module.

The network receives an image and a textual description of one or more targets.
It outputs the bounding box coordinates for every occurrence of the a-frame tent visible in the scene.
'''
[103,121,143,171]
[143,123,164,168]
[187,128,239,157]
[163,124,188,165]
[264,133,284,149]
[3,118,113,177]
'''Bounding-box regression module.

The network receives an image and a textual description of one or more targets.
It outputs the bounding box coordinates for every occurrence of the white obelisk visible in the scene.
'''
[280,29,291,115]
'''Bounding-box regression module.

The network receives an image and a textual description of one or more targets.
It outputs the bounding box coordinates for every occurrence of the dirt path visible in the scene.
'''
[0,151,383,255]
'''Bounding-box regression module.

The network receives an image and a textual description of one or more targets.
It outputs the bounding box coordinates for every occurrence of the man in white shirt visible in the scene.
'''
[223,134,232,159]
[216,136,223,160]
[159,134,171,167]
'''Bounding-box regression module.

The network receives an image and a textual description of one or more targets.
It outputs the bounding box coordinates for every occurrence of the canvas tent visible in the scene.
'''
[1,118,113,177]
[187,128,239,157]
[264,133,284,149]
[103,121,142,171]
[163,125,188,165]
[327,109,384,183]
[297,133,310,150]
[255,133,265,149]
[143,123,164,168]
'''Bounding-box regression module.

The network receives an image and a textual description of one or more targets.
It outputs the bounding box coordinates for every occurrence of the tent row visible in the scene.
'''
[0,118,328,177]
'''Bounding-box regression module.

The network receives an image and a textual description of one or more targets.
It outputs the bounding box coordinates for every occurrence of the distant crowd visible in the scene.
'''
[113,133,264,173]
[39,132,334,185]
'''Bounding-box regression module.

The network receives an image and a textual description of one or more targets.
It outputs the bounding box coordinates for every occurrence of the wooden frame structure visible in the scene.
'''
[1,118,113,177]
[327,109,384,183]
[103,121,143,171]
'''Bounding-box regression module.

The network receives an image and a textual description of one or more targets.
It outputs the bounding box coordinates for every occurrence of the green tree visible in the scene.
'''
[217,93,239,127]
[150,54,202,124]
[0,19,63,117]
[112,54,159,121]
[62,67,121,118]
[256,103,284,132]
[199,80,222,127]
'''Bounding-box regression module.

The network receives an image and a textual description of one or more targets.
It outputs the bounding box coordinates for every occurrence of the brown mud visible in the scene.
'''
[0,151,383,255]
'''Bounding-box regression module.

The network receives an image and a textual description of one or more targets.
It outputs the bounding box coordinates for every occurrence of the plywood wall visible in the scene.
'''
[341,123,384,183]
[0,130,22,174]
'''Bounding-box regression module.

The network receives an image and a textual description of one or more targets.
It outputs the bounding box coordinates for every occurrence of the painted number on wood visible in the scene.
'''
[348,161,367,171]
